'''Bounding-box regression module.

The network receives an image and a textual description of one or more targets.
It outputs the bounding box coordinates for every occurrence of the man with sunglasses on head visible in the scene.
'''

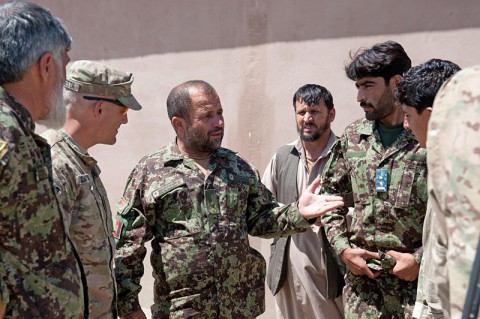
[43,60,142,319]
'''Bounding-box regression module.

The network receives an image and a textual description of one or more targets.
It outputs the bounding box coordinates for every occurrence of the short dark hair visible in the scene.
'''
[345,41,411,84]
[293,84,334,110]
[0,1,71,84]
[166,80,217,121]
[396,58,461,114]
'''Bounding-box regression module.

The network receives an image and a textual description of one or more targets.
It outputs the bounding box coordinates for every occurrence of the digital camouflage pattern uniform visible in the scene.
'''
[0,87,85,318]
[321,118,428,319]
[114,141,313,318]
[427,64,480,319]
[43,129,117,319]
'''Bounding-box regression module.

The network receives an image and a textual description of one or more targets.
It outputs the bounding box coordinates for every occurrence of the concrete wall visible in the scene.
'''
[32,1,480,317]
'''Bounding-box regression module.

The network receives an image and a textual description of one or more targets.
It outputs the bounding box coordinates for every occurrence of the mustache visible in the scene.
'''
[209,128,223,135]
[302,123,317,130]
[360,102,373,108]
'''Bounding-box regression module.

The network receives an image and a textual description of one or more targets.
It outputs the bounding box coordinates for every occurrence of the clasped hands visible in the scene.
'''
[340,247,420,281]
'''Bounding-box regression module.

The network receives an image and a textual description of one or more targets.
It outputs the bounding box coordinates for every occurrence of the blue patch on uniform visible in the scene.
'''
[376,169,388,192]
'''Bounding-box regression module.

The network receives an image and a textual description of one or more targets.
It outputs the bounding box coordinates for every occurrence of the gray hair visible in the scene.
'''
[0,1,72,84]
[63,88,81,109]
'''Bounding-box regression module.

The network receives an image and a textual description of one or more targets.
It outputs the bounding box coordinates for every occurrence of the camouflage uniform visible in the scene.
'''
[427,64,480,319]
[43,129,117,319]
[0,87,85,318]
[321,118,428,318]
[114,141,313,318]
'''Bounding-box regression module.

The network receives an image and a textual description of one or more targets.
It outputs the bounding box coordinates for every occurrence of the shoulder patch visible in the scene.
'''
[115,196,132,215]
[113,219,123,239]
[0,139,8,160]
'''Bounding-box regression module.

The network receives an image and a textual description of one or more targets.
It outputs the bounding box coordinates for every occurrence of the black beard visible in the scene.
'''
[300,131,321,141]
[184,126,223,153]
[361,88,395,121]
[298,121,330,142]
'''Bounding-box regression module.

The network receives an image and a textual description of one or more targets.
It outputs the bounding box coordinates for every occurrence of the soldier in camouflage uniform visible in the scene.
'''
[321,41,428,318]
[427,64,480,318]
[0,2,86,318]
[43,60,142,318]
[396,58,461,319]
[114,80,345,319]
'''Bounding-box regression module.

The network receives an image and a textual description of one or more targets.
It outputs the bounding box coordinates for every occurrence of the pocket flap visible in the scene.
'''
[151,179,186,199]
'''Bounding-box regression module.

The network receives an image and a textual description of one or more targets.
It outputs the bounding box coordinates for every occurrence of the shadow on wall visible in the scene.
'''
[35,0,480,61]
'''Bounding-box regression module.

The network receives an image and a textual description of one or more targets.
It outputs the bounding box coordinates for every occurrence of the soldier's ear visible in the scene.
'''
[391,75,402,88]
[37,51,57,87]
[328,108,336,123]
[92,101,104,119]
[424,106,433,116]
[171,116,184,134]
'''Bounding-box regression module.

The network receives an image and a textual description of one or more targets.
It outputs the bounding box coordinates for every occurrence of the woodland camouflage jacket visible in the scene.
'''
[114,141,312,318]
[321,118,427,271]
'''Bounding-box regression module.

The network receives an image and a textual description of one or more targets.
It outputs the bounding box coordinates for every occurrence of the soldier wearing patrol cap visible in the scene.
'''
[43,60,142,319]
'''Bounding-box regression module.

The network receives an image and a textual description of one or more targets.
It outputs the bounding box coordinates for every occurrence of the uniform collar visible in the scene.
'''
[0,86,36,133]
[356,118,419,157]
[164,139,231,167]
[293,131,337,160]
[57,130,99,171]
[357,118,375,136]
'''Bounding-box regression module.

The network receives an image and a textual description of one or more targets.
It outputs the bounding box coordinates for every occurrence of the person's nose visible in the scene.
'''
[216,114,224,128]
[357,89,366,103]
[303,112,313,122]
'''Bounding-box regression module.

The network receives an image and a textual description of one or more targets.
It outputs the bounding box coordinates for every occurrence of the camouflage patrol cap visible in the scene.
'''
[65,60,142,110]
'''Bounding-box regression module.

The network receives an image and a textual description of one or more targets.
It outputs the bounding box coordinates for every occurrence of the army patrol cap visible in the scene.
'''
[65,60,142,110]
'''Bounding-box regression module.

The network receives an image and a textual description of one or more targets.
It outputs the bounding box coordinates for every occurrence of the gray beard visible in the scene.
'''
[37,80,66,129]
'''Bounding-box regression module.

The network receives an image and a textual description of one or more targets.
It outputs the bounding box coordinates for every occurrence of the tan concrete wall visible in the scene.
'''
[32,1,480,317]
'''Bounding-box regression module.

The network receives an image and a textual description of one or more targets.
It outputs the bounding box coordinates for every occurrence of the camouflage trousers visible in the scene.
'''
[343,271,417,319]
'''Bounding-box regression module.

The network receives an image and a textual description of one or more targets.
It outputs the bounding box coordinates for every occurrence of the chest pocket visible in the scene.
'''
[389,155,427,209]
[152,179,201,239]
[16,135,51,202]
[22,165,51,199]
[225,174,250,218]
[72,174,103,237]
[345,151,370,204]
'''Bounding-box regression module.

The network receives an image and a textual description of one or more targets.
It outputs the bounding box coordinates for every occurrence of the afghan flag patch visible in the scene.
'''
[113,219,123,239]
